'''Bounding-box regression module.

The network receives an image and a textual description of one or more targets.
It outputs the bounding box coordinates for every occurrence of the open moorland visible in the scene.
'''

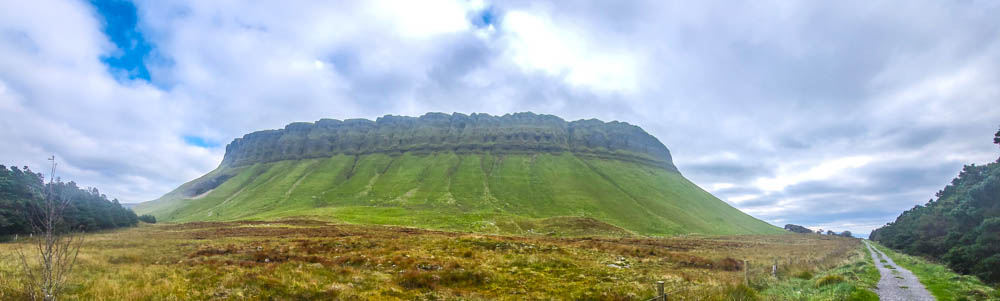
[2,220,874,300]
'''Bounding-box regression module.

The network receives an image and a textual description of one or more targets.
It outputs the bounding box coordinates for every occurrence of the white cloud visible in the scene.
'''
[710,182,735,191]
[0,0,220,202]
[369,0,477,38]
[754,156,873,192]
[500,10,638,93]
[726,194,760,204]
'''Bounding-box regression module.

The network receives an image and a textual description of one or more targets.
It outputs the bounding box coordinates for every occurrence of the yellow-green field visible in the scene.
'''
[2,221,873,300]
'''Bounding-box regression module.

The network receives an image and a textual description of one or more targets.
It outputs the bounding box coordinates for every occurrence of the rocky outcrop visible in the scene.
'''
[221,112,677,171]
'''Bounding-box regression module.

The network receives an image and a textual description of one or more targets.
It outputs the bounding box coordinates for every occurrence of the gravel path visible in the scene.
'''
[864,240,935,301]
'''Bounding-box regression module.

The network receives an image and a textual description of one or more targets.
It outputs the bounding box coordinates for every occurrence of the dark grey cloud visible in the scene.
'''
[1,0,998,237]
[885,126,947,149]
[682,162,772,183]
[736,197,780,209]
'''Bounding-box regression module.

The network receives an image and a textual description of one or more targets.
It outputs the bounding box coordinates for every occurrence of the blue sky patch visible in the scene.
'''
[472,6,497,28]
[183,135,219,148]
[91,0,152,81]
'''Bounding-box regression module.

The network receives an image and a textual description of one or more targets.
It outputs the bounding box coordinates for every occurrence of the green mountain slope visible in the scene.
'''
[136,113,781,236]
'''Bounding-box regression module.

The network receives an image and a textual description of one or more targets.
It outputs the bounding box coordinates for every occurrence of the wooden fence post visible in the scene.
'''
[743,259,749,286]
[772,258,777,277]
[657,280,665,301]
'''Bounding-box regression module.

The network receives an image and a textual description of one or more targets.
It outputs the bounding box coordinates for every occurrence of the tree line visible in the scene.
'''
[783,224,853,237]
[0,164,139,238]
[869,127,1000,284]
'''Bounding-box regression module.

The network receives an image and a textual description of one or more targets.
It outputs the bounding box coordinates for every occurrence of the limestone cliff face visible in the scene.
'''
[221,112,677,171]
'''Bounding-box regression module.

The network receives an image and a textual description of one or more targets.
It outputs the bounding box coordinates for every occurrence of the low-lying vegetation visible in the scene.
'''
[756,244,879,300]
[2,220,869,300]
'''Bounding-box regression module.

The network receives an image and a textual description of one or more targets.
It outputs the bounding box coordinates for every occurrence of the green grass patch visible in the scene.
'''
[815,274,845,287]
[725,284,760,300]
[793,270,815,280]
[758,243,879,301]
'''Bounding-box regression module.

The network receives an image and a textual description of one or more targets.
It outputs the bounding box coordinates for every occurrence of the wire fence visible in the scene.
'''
[642,257,793,300]
[643,281,667,301]
[642,281,689,301]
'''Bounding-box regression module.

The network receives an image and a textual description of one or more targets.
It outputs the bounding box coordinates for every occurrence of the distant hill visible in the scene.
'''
[135,112,781,236]
[870,129,1000,284]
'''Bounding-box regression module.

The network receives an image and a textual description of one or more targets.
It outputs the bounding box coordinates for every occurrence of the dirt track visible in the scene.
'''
[864,240,934,301]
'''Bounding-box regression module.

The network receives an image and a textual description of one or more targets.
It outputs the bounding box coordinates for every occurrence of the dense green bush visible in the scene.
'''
[870,128,1000,284]
[0,164,138,235]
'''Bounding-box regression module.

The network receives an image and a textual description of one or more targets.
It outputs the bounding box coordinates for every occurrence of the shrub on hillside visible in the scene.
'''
[138,214,156,224]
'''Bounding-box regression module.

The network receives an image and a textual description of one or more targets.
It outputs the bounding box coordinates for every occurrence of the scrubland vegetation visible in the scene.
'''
[3,220,871,300]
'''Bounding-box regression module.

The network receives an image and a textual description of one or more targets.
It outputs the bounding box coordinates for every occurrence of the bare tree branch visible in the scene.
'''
[14,156,84,301]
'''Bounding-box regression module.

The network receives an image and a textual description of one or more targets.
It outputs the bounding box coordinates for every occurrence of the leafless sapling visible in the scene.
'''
[15,156,83,301]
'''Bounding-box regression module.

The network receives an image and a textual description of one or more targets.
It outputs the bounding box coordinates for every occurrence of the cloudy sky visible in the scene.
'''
[2,0,999,236]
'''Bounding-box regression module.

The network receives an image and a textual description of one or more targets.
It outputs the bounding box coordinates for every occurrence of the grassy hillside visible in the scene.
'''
[136,152,780,236]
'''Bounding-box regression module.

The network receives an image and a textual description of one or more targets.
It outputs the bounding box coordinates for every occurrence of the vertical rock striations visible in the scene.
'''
[221,112,677,171]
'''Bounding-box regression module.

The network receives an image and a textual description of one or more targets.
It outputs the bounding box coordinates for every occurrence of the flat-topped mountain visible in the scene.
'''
[221,112,675,170]
[136,112,780,236]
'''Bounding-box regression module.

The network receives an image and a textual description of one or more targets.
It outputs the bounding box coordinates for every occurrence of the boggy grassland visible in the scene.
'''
[1,220,875,300]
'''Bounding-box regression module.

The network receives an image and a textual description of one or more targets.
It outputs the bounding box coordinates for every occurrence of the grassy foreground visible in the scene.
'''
[756,244,879,301]
[1,221,872,300]
[870,242,999,301]
[136,152,781,236]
